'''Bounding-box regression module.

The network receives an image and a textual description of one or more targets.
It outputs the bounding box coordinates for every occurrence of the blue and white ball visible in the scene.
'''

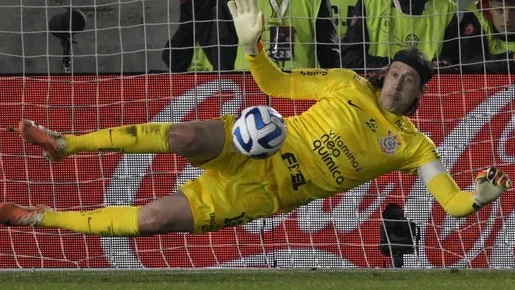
[232,105,287,158]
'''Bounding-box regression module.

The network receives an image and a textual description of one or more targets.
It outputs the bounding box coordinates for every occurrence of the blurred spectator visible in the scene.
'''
[161,0,237,72]
[233,0,339,70]
[338,0,459,72]
[331,0,359,38]
[460,0,515,73]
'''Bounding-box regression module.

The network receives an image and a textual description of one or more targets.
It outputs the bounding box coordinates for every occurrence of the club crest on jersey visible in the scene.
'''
[380,131,400,155]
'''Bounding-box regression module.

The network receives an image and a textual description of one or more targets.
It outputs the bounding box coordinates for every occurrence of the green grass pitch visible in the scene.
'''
[0,269,514,290]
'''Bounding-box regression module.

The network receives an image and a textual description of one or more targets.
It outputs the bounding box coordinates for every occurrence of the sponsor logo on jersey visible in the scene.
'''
[365,118,378,132]
[312,130,363,185]
[432,148,441,159]
[394,119,416,135]
[347,99,364,111]
[298,70,328,76]
[380,130,401,155]
[352,74,370,86]
[281,152,306,190]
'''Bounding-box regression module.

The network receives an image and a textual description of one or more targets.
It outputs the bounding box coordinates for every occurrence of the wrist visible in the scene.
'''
[244,45,259,56]
[472,191,490,210]
[244,41,263,56]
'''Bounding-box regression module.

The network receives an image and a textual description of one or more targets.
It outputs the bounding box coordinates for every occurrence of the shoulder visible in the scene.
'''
[327,69,369,87]
[328,68,359,78]
[403,126,440,162]
[293,68,374,91]
[293,68,357,79]
[412,128,437,149]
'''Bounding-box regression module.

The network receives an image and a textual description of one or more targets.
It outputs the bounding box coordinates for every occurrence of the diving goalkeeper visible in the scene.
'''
[0,0,511,236]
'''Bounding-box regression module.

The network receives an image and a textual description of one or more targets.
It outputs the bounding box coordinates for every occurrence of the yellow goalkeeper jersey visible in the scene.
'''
[246,50,439,199]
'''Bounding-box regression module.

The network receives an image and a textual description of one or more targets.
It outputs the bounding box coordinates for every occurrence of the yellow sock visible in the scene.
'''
[427,172,475,218]
[62,123,172,156]
[39,206,140,236]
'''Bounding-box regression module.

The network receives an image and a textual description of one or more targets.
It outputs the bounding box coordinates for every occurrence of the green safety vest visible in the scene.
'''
[187,46,214,72]
[365,0,455,60]
[332,0,358,37]
[234,0,323,70]
[468,1,515,54]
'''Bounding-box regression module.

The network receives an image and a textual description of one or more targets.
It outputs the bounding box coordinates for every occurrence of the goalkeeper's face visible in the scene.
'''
[380,62,426,115]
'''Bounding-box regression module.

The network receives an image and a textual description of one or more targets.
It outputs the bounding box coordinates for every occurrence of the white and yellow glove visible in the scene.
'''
[227,0,263,55]
[473,166,512,210]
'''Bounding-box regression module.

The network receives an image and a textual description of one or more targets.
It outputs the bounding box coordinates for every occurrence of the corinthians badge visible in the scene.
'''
[380,131,401,155]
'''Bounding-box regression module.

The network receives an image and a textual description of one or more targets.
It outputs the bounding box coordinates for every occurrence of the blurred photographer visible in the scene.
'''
[379,203,419,268]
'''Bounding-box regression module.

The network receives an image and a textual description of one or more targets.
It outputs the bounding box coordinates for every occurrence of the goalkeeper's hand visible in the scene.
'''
[473,166,512,209]
[227,0,263,55]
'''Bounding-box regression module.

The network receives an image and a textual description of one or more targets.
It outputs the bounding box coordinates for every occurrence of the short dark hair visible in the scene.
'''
[365,46,433,90]
[392,46,434,86]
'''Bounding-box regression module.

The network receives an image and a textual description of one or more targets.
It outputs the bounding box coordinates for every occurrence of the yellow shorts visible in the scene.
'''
[180,114,282,233]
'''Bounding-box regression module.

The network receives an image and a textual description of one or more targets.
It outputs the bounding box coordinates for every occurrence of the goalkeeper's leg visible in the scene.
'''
[17,119,226,164]
[0,191,194,235]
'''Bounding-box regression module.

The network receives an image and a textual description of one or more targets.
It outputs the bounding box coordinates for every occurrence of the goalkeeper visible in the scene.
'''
[0,0,511,237]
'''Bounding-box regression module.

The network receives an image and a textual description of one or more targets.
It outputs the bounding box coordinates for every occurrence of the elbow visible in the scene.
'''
[442,203,475,219]
[254,83,276,96]
[252,75,290,97]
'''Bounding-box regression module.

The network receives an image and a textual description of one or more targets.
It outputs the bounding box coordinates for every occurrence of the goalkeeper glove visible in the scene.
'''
[473,166,512,210]
[227,0,263,55]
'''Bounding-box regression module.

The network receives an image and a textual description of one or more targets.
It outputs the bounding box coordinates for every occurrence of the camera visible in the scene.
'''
[378,203,419,268]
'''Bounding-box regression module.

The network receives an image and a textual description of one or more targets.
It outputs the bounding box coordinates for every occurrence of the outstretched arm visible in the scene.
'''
[228,0,292,98]
[418,160,511,218]
[228,0,353,100]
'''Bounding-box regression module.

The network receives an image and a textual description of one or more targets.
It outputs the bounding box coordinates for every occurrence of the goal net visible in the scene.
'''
[0,0,514,269]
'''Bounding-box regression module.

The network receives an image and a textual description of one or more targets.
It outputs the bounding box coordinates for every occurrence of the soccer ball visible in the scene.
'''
[232,105,287,158]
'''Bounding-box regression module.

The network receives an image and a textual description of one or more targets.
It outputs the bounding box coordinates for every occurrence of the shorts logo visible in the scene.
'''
[380,131,400,155]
